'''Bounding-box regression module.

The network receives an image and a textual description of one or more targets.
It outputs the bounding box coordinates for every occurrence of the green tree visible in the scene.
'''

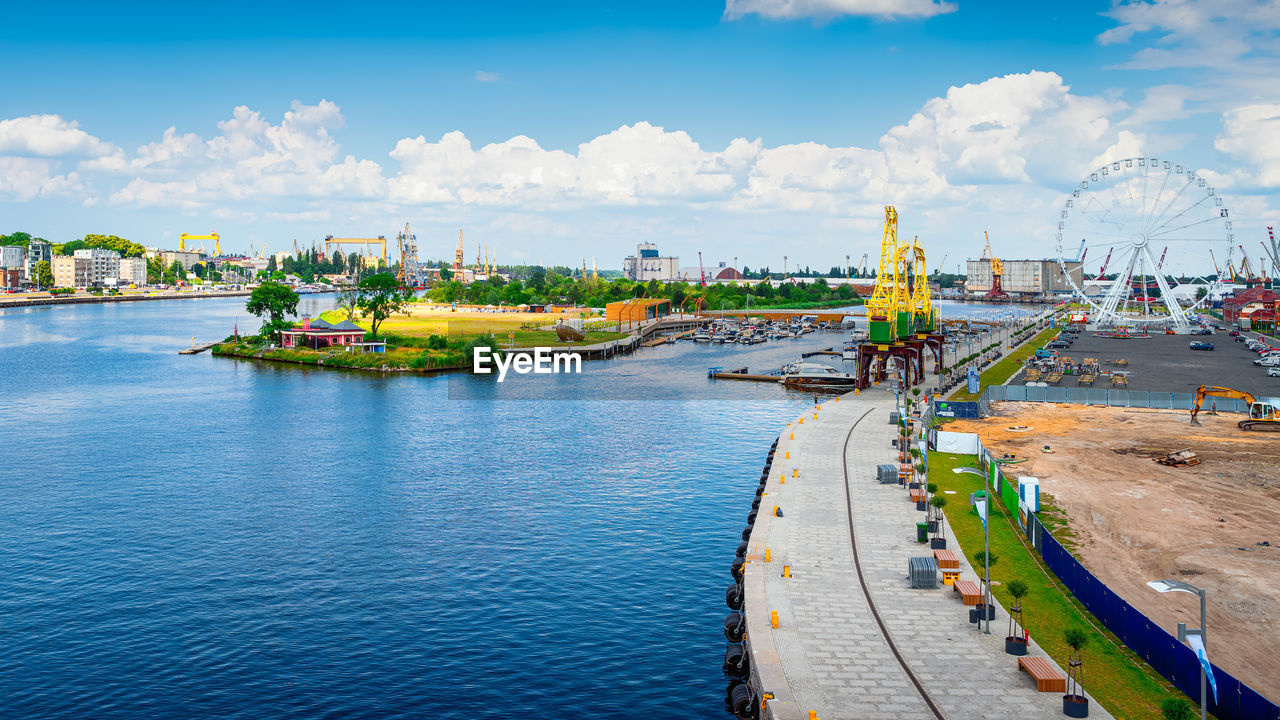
[336,287,360,322]
[245,281,300,341]
[1195,286,1208,301]
[266,255,278,273]
[33,260,53,289]
[357,272,413,338]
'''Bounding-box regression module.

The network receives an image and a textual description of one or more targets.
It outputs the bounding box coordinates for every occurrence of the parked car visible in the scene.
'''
[1046,340,1070,349]
[1254,356,1280,366]
[1269,367,1280,377]
[1191,327,1213,335]
[1190,341,1215,351]
[1230,330,1241,337]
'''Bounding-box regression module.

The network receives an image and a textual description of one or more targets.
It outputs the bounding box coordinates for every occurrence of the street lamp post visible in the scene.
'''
[1148,579,1209,720]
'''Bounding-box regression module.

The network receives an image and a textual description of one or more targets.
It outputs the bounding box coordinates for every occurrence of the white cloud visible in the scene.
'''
[1098,0,1280,70]
[102,99,381,208]
[724,0,957,21]
[1214,104,1280,188]
[880,71,1133,187]
[474,70,501,82]
[0,157,83,201]
[0,114,116,157]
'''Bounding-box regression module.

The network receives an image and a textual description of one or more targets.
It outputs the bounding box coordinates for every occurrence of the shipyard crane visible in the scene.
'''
[982,231,1009,298]
[180,232,219,256]
[932,253,948,277]
[1094,248,1113,281]
[454,229,465,270]
[698,251,706,286]
[867,206,901,345]
[908,237,934,335]
[1260,240,1280,279]
[258,242,267,260]
[855,253,869,277]
[396,223,425,287]
[1191,386,1280,432]
[325,235,388,265]
[1266,227,1280,278]
[1238,244,1265,284]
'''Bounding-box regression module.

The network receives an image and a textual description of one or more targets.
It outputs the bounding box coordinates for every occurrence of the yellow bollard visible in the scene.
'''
[834,397,839,403]
[816,404,821,411]
[780,476,785,485]
[799,417,804,424]
[812,412,818,419]
[783,565,791,578]
[765,548,771,562]
[809,712,819,720]
[790,432,794,440]
[773,505,781,516]
[855,387,861,395]
[785,450,790,459]
[771,611,779,629]
[793,468,798,478]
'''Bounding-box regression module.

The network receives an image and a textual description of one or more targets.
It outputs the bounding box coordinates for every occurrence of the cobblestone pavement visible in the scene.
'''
[751,389,1114,720]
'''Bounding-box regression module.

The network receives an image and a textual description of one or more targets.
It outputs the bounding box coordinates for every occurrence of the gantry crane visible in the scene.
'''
[325,235,388,267]
[908,238,935,335]
[180,232,219,256]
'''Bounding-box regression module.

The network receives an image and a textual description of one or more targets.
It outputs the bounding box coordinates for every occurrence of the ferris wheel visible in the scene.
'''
[1055,157,1233,330]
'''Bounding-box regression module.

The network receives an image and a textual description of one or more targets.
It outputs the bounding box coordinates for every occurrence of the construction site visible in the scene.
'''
[946,400,1280,703]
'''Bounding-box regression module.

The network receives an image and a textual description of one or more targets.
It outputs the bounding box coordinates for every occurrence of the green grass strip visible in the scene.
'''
[950,325,1060,401]
[928,451,1197,719]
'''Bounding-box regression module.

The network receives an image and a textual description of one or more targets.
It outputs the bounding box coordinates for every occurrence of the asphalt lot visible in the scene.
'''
[1017,327,1280,397]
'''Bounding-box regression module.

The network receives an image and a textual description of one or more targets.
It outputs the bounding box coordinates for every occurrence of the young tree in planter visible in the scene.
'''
[1005,579,1028,655]
[1063,627,1090,716]
[929,495,948,545]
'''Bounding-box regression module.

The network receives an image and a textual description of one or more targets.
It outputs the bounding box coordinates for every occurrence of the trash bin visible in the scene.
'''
[916,523,928,543]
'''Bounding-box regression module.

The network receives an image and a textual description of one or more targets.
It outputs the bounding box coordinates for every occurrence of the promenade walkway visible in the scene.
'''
[743,389,1113,720]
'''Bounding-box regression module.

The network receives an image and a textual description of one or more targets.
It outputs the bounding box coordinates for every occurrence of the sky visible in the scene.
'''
[2,0,1279,274]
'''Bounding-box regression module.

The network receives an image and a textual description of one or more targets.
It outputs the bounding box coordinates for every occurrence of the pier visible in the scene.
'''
[739,388,1111,720]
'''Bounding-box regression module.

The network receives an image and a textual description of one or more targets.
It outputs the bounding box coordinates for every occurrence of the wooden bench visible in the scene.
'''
[1018,656,1066,693]
[910,488,927,503]
[933,548,958,570]
[953,579,982,606]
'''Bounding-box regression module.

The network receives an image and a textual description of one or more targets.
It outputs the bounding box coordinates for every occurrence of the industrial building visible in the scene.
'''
[966,258,1083,297]
[623,243,679,282]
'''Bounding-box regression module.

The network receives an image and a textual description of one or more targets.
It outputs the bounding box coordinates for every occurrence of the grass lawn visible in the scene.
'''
[213,342,466,371]
[950,325,1060,401]
[929,451,1196,719]
[320,309,630,347]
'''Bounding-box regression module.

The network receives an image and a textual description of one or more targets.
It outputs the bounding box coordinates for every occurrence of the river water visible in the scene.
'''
[0,297,1033,719]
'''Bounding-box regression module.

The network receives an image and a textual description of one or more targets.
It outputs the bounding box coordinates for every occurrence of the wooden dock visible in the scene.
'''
[179,341,221,355]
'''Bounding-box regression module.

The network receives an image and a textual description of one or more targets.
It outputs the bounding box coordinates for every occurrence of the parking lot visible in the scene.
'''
[1017,326,1279,397]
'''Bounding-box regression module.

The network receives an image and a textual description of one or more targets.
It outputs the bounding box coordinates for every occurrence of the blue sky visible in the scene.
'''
[1,0,1278,274]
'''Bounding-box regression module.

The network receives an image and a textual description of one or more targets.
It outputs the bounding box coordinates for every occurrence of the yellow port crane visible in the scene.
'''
[180,232,219,256]
[324,236,388,265]
[982,231,1008,298]
[867,206,901,346]
[908,237,935,335]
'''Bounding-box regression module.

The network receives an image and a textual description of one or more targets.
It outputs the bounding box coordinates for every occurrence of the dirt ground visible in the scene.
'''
[948,402,1280,703]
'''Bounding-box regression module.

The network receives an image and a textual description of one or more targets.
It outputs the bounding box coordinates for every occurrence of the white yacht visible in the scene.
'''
[781,362,857,387]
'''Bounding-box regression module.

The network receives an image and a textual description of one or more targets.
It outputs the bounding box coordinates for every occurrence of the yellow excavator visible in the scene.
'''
[1190,385,1280,431]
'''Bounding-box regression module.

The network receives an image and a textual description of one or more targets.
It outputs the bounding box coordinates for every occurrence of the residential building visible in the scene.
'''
[0,245,25,272]
[52,255,92,289]
[966,258,1083,297]
[1,269,21,289]
[26,241,51,280]
[622,243,679,282]
[118,257,148,286]
[74,248,121,285]
[146,248,205,271]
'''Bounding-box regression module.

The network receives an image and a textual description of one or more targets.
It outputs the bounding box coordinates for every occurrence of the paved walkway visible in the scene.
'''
[743,389,1114,720]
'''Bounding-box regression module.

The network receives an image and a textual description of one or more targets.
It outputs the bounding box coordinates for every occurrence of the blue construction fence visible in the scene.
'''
[969,443,1278,720]
[985,384,1251,413]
